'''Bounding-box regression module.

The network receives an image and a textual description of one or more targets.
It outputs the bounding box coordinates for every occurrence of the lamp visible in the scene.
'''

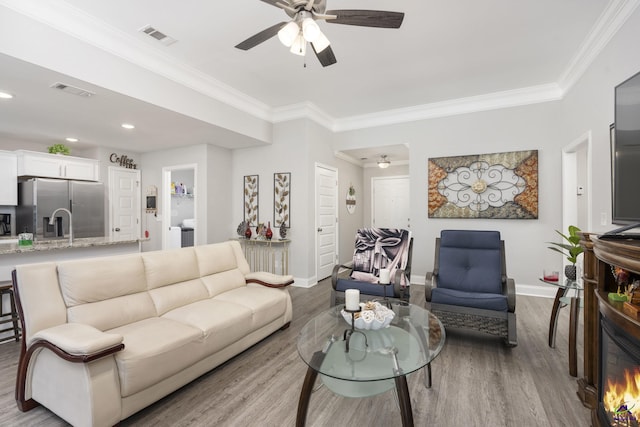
[302,17,320,42]
[278,21,300,47]
[278,13,330,57]
[377,155,391,169]
[290,33,307,56]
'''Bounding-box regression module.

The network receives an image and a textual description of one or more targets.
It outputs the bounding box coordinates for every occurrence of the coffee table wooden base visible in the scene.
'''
[296,360,415,427]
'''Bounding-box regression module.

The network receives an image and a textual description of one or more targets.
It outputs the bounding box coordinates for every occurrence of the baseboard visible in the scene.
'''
[291,276,317,288]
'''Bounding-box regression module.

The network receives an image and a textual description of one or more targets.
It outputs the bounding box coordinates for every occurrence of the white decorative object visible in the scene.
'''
[379,268,390,284]
[341,301,395,330]
[345,289,360,311]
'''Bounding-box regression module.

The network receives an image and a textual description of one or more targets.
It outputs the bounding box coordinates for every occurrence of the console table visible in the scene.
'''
[235,238,290,275]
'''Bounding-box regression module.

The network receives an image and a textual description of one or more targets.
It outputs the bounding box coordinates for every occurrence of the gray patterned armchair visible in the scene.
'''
[425,230,517,347]
[331,228,412,307]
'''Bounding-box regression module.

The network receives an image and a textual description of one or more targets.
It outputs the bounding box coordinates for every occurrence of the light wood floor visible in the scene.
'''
[0,279,591,427]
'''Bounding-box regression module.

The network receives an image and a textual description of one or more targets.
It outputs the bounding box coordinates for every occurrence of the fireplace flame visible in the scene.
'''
[604,367,640,424]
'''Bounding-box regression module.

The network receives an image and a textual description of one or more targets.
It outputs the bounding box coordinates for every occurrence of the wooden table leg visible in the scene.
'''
[296,351,326,427]
[569,296,579,377]
[394,375,414,427]
[548,287,566,348]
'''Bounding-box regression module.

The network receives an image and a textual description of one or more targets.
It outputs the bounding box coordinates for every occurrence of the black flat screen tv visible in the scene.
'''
[610,70,640,232]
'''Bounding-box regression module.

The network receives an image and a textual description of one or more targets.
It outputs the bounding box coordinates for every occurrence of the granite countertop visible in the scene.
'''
[0,236,142,255]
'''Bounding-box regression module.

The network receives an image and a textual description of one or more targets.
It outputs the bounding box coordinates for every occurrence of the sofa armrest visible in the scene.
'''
[16,324,124,412]
[246,272,294,288]
[31,323,124,360]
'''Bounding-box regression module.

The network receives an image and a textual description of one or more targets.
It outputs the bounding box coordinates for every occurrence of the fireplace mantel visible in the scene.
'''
[579,233,640,426]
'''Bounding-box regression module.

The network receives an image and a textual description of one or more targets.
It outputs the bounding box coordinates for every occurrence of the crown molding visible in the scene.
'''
[271,102,335,129]
[3,0,638,135]
[332,83,564,132]
[0,0,272,121]
[558,0,640,93]
[333,151,362,166]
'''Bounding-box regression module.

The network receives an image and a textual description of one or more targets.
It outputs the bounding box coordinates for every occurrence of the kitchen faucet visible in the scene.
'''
[49,208,73,245]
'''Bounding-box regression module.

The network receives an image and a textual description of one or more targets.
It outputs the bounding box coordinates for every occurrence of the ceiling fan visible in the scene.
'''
[235,0,404,67]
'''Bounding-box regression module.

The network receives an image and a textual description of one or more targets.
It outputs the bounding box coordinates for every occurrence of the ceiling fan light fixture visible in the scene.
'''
[302,17,320,42]
[277,21,299,47]
[311,32,330,53]
[377,155,391,169]
[290,33,306,56]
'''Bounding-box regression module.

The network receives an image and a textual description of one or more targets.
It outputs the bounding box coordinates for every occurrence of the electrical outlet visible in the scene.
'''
[601,212,607,226]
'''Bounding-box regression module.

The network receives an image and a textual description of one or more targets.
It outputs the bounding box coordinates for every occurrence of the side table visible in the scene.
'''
[540,278,582,377]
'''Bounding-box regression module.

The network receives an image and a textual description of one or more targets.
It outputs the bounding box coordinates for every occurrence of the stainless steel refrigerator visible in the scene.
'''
[16,178,105,240]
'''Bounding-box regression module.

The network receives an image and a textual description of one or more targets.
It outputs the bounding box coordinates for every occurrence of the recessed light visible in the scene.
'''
[65,137,78,143]
[0,91,14,99]
[121,123,135,129]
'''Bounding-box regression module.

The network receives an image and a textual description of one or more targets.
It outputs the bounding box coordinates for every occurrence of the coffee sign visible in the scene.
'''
[110,153,137,169]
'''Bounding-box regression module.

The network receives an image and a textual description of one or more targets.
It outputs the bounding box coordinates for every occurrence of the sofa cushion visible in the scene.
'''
[107,317,204,397]
[67,292,157,331]
[57,253,147,307]
[214,285,289,330]
[148,278,209,316]
[195,241,250,277]
[142,247,200,289]
[162,299,253,355]
[200,269,247,297]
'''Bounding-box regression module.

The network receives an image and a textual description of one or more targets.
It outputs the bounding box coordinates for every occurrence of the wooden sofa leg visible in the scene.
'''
[280,322,291,331]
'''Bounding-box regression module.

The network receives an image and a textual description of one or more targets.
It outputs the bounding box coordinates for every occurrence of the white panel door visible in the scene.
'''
[372,176,410,229]
[316,164,338,281]
[109,168,140,241]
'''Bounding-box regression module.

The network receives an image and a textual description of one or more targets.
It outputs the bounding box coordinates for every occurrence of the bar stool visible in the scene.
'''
[0,282,21,343]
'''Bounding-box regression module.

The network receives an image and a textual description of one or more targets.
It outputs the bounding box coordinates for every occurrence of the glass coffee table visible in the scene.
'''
[295,301,445,427]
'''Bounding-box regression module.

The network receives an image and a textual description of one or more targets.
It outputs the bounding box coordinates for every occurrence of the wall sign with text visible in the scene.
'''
[110,153,137,169]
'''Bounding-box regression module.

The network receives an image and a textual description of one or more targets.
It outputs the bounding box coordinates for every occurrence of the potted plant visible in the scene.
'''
[47,143,71,155]
[547,225,584,280]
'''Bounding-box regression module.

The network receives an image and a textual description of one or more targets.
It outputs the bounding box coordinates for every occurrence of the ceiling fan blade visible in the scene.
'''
[324,10,404,28]
[235,22,288,50]
[312,44,337,67]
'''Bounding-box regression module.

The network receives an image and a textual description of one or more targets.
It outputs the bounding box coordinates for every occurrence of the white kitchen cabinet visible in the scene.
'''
[16,150,100,181]
[0,151,17,205]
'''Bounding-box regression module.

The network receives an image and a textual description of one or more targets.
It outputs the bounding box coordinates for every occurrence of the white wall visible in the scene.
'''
[336,157,364,265]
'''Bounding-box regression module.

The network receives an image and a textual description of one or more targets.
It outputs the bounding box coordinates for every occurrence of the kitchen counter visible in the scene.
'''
[0,237,144,283]
[0,236,143,255]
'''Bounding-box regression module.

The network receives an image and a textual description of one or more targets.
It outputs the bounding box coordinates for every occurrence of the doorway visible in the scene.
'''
[108,167,141,241]
[315,163,338,281]
[162,164,197,250]
[372,175,410,229]
[562,131,592,273]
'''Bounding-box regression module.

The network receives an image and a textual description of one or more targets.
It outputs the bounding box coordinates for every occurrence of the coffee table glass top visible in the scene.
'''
[297,301,445,383]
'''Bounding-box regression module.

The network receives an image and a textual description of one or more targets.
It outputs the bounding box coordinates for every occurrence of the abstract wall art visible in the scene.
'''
[428,150,538,219]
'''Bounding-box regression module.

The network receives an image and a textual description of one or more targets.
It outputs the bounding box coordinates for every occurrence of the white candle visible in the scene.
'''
[379,268,391,284]
[345,289,360,311]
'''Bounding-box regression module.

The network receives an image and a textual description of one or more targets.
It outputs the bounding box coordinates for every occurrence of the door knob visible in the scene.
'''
[317,228,323,232]
[114,228,121,232]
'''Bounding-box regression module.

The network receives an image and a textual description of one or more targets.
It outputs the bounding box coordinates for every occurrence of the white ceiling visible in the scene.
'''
[0,0,631,160]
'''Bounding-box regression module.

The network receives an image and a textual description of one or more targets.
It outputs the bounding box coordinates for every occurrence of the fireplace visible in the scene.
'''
[598,315,640,426]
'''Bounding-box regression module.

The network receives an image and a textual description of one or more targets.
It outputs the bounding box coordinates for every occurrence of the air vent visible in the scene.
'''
[139,25,177,46]
[50,82,95,97]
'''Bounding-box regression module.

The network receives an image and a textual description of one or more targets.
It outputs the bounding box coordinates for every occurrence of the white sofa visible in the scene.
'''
[12,240,293,426]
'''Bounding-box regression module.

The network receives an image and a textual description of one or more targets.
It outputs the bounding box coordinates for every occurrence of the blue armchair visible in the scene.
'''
[331,228,413,307]
[425,230,517,347]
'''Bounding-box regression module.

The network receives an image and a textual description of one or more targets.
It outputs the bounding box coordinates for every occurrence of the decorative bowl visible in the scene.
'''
[341,301,395,330]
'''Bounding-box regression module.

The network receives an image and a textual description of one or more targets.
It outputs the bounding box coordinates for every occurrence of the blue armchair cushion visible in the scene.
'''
[336,278,396,297]
[431,287,508,312]
[438,230,503,295]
